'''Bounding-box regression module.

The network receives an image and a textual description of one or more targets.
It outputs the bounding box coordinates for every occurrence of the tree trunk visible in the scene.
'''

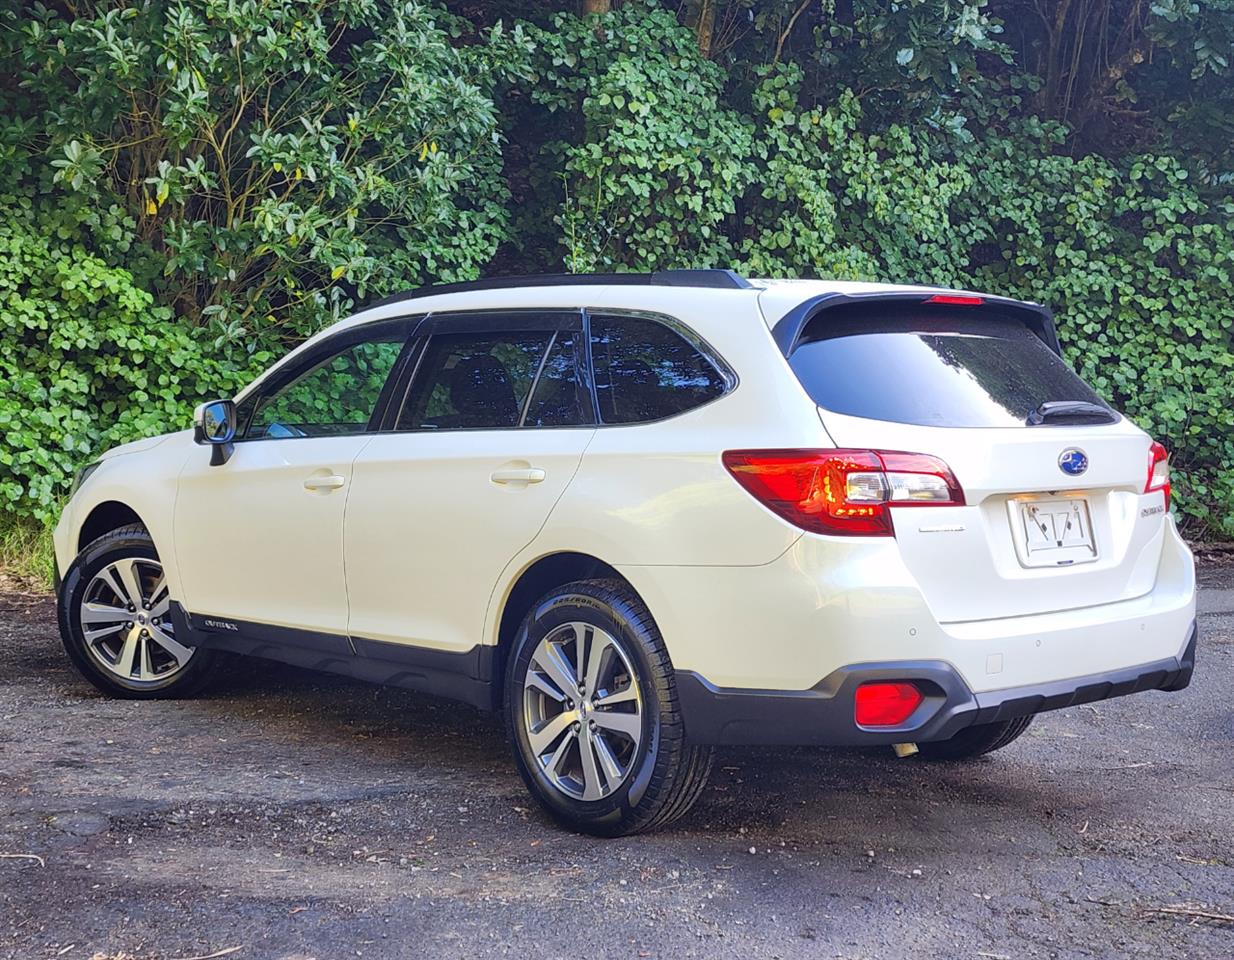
[582,0,611,14]
[685,0,717,59]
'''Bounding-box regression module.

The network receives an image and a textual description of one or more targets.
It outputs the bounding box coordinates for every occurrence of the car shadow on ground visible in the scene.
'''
[9,587,1209,845]
[179,650,1089,839]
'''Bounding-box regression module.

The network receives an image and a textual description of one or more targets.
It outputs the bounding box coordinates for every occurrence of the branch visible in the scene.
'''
[773,0,813,67]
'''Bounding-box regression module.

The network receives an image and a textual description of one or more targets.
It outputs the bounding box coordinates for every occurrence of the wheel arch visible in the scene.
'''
[490,551,643,697]
[77,501,148,554]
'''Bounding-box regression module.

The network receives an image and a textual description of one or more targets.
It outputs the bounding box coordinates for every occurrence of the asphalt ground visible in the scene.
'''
[1,562,1231,960]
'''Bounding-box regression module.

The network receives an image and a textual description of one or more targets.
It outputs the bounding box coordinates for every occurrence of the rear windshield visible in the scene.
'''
[789,313,1113,428]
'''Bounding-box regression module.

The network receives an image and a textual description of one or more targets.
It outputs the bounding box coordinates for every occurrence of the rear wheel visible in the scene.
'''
[57,525,218,698]
[505,579,713,836]
[916,716,1033,761]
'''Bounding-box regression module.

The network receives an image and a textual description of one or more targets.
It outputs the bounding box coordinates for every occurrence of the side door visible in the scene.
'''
[344,310,596,662]
[173,318,415,638]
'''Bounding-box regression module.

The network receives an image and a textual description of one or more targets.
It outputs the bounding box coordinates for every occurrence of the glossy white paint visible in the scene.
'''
[818,409,1166,622]
[345,427,595,652]
[613,515,1194,692]
[54,276,1195,707]
[53,431,193,598]
[173,434,373,633]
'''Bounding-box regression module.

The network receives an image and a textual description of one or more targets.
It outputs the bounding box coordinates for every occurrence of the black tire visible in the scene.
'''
[57,524,218,699]
[505,578,714,837]
[916,715,1034,761]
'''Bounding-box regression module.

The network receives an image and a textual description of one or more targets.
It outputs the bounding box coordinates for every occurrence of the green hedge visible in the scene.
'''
[1,1,1231,539]
[0,181,266,523]
[522,41,1234,538]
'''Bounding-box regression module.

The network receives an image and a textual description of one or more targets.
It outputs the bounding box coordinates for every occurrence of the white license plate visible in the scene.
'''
[1010,497,1098,567]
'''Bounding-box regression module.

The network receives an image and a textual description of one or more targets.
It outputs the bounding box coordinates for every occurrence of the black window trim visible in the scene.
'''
[233,305,740,440]
[233,314,425,443]
[582,307,739,428]
[381,309,596,434]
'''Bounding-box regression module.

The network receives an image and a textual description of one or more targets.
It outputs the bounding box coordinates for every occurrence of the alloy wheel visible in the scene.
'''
[78,558,193,684]
[522,621,644,801]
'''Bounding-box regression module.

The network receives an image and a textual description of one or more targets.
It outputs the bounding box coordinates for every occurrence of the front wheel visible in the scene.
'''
[57,524,218,699]
[505,579,713,836]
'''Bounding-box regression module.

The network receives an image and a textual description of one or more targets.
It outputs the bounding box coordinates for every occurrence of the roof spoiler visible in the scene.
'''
[770,291,1062,357]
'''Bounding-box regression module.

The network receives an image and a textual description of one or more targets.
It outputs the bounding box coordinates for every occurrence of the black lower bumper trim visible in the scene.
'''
[676,620,1197,747]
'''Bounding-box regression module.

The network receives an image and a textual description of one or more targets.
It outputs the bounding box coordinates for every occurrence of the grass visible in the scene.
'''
[0,515,56,591]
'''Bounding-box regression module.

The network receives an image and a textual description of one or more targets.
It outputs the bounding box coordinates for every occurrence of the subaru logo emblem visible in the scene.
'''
[1058,448,1088,477]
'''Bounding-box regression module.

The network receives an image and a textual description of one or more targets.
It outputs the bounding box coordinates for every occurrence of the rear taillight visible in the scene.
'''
[721,449,965,537]
[854,682,923,726]
[1145,441,1171,510]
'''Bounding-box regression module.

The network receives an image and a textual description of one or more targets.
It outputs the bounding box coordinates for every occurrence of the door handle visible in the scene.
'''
[490,467,546,485]
[303,474,346,491]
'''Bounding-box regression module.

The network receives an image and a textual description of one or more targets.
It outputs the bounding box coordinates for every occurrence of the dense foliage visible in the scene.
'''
[1,0,1232,537]
[0,176,266,521]
[11,0,525,346]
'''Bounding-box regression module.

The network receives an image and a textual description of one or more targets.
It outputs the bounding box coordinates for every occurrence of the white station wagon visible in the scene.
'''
[54,270,1197,835]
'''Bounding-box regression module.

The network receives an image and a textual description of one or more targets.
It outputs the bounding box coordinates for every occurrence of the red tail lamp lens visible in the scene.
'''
[722,449,964,537]
[854,682,924,727]
[1145,441,1171,510]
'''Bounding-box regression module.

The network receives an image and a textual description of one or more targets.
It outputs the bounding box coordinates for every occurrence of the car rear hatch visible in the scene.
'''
[774,293,1169,624]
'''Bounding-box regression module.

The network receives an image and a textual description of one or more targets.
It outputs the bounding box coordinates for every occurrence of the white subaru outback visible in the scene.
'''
[54,270,1197,835]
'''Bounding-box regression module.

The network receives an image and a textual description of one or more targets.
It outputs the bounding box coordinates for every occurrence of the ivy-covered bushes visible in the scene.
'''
[1,0,1231,540]
[525,5,756,271]
[0,179,264,523]
[515,26,1234,537]
[7,0,526,348]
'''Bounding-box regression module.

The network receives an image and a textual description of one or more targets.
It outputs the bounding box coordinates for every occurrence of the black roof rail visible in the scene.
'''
[365,269,751,310]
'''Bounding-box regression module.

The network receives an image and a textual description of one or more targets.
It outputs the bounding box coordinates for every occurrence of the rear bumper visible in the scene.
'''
[677,620,1197,747]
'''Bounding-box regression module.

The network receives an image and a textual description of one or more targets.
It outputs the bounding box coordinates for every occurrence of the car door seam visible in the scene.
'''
[479,426,600,650]
[341,433,379,656]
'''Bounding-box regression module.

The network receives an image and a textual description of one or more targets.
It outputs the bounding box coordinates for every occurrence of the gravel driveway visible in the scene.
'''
[2,563,1232,960]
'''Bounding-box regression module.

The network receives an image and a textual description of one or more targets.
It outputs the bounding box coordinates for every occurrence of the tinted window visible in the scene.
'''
[590,315,727,424]
[399,332,552,430]
[242,333,406,439]
[524,331,589,427]
[790,314,1112,428]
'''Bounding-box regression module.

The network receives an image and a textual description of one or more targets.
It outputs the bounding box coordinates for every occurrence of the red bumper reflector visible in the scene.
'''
[854,682,923,726]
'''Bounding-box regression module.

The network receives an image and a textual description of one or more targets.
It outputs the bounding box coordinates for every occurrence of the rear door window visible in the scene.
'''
[399,332,548,430]
[790,313,1113,428]
[395,314,591,431]
[589,314,729,424]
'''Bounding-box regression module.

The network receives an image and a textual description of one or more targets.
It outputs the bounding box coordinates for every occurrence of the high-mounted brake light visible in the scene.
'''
[854,682,923,727]
[722,449,965,537]
[1145,441,1171,510]
[925,294,984,306]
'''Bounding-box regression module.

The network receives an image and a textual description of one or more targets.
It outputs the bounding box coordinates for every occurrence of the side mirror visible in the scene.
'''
[194,399,237,466]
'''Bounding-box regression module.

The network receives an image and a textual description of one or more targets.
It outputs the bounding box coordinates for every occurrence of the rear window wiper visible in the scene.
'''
[1026,400,1117,426]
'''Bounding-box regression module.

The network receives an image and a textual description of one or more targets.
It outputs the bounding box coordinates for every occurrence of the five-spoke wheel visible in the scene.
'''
[523,621,644,801]
[507,579,714,836]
